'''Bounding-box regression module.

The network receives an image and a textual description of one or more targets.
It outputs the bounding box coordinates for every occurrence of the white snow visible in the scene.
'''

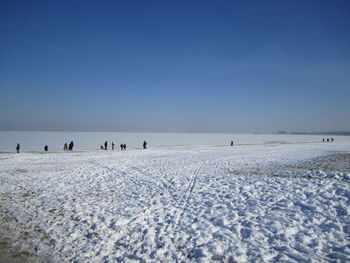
[1,138,350,262]
[1,131,349,152]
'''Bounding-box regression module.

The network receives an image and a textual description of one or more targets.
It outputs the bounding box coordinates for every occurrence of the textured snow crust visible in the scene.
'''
[0,141,350,262]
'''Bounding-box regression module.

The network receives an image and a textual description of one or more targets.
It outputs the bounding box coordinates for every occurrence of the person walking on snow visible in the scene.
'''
[143,140,147,149]
[69,141,74,151]
[16,143,20,153]
[112,142,115,150]
[104,141,107,150]
[44,145,48,152]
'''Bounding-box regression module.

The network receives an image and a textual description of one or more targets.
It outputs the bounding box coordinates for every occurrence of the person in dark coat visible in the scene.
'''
[143,141,147,149]
[322,138,325,142]
[112,142,115,150]
[120,144,123,150]
[231,141,233,146]
[104,141,107,150]
[123,144,126,150]
[44,145,48,152]
[69,141,74,151]
[16,143,20,153]
[101,145,104,150]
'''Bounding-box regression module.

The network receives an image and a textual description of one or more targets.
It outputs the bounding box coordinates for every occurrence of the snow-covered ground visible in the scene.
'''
[0,140,350,262]
[1,131,349,152]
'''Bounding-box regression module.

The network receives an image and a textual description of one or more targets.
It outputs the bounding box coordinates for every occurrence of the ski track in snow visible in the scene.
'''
[0,142,350,262]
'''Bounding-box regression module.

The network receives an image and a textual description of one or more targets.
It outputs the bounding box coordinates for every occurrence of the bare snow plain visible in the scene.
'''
[1,140,350,262]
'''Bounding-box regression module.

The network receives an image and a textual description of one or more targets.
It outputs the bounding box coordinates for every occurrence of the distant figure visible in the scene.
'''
[69,141,74,151]
[16,143,20,153]
[322,138,325,142]
[327,138,330,142]
[64,143,68,151]
[143,140,147,149]
[100,145,104,150]
[231,141,233,146]
[120,144,123,150]
[123,144,126,150]
[44,145,48,152]
[104,141,108,150]
[112,142,115,150]
[331,138,334,142]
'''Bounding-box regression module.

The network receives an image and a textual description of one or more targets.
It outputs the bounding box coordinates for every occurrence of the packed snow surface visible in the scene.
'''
[1,140,350,262]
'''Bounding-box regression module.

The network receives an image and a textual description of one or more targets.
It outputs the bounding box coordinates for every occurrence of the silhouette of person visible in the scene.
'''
[104,141,107,150]
[64,143,68,151]
[16,143,20,153]
[112,142,115,150]
[44,145,48,152]
[143,140,147,149]
[231,141,233,146]
[69,141,74,151]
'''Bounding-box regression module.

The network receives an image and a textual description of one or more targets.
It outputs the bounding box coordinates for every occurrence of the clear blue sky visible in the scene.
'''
[1,0,349,133]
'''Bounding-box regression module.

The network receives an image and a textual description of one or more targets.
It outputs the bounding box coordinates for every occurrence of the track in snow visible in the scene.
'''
[1,143,350,262]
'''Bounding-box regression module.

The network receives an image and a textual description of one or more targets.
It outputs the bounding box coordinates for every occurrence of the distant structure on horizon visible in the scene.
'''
[291,131,350,136]
[276,131,350,136]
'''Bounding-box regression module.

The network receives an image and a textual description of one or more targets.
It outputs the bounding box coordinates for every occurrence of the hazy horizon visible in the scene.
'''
[0,128,348,135]
[1,0,350,133]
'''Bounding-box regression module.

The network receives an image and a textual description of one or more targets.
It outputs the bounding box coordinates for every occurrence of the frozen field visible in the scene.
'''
[1,131,349,152]
[1,139,350,262]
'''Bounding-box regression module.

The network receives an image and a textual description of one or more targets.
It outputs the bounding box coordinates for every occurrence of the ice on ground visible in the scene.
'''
[0,141,350,262]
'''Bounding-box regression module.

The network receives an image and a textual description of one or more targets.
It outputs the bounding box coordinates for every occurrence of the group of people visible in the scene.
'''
[101,141,109,150]
[13,138,338,153]
[100,142,125,150]
[15,140,147,153]
[63,141,74,151]
[322,138,334,142]
[100,141,148,151]
[45,141,74,152]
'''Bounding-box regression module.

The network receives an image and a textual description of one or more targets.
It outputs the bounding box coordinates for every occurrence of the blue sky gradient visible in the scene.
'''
[1,0,349,132]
